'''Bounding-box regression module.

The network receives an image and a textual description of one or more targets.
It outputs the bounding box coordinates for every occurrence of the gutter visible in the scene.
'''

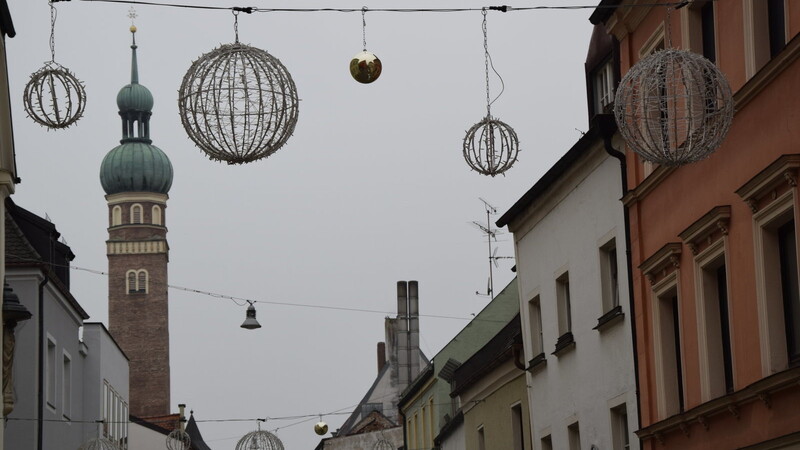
[596,113,642,448]
[36,274,48,450]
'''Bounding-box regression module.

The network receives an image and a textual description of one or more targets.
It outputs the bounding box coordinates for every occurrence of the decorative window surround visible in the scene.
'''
[736,154,799,213]
[639,243,682,286]
[553,331,576,357]
[679,206,731,256]
[595,305,625,331]
[527,352,547,373]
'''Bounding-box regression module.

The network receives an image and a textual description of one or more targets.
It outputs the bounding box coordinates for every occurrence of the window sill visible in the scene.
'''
[594,305,624,331]
[527,352,547,373]
[552,332,576,357]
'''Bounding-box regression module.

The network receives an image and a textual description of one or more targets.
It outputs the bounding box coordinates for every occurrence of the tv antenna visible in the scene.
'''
[471,198,513,298]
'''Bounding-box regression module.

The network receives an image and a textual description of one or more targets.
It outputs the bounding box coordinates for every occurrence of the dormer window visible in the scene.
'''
[593,59,615,114]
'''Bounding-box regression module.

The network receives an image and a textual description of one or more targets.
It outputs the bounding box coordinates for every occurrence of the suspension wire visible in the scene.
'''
[48,1,57,61]
[52,0,703,14]
[6,253,509,323]
[481,8,506,117]
[361,6,367,51]
[233,9,239,43]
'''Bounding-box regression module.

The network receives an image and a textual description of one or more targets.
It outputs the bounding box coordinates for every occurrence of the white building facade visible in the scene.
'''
[498,129,639,450]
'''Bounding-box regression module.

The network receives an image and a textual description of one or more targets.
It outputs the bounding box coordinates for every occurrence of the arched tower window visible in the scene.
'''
[131,204,143,224]
[126,269,148,294]
[112,206,122,226]
[152,205,162,225]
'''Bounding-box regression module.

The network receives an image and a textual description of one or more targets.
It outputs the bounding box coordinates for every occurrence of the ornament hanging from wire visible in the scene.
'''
[463,8,519,177]
[166,428,192,450]
[314,415,328,436]
[23,1,87,129]
[177,9,300,164]
[235,422,285,450]
[77,437,121,450]
[350,7,382,83]
[613,6,733,167]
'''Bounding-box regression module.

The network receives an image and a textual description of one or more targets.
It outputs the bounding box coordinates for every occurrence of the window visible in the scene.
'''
[611,404,630,450]
[541,434,553,450]
[130,204,142,224]
[685,0,716,63]
[600,239,620,312]
[103,381,129,450]
[152,205,162,225]
[745,0,787,76]
[63,353,72,419]
[656,285,685,416]
[528,295,544,357]
[593,59,615,114]
[737,156,800,374]
[511,403,524,450]
[568,422,581,450]
[478,426,486,450]
[112,206,122,226]
[557,273,572,335]
[46,338,57,409]
[126,270,148,294]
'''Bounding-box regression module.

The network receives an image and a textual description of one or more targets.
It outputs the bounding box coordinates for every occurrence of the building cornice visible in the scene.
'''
[678,206,731,255]
[106,192,168,204]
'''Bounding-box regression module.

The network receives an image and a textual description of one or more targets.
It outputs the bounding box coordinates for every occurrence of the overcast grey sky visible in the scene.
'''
[7,0,595,447]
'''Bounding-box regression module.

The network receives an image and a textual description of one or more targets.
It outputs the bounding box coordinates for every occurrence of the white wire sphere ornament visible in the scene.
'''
[23,61,86,129]
[178,42,300,164]
[166,429,192,450]
[463,116,520,176]
[614,49,734,167]
[77,438,121,450]
[235,430,285,450]
[373,438,394,450]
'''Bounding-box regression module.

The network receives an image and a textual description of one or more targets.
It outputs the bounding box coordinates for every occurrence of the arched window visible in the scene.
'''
[137,271,148,294]
[127,271,137,294]
[152,205,162,226]
[112,206,122,226]
[126,269,148,294]
[130,204,143,224]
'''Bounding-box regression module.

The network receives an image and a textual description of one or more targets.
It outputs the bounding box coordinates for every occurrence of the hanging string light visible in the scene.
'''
[177,9,300,164]
[613,5,733,166]
[23,1,87,129]
[350,7,382,84]
[462,8,519,177]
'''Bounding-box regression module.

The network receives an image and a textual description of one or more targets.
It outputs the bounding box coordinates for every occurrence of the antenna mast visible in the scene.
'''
[471,198,513,297]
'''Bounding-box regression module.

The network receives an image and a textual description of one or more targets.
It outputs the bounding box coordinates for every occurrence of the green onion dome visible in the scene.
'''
[116,83,153,113]
[100,142,173,195]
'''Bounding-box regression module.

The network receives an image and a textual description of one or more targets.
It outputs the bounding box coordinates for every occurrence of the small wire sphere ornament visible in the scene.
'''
[614,49,734,166]
[178,42,300,164]
[350,51,382,84]
[235,429,285,450]
[23,61,87,129]
[77,437,121,450]
[373,438,394,450]
[166,428,192,450]
[463,116,520,177]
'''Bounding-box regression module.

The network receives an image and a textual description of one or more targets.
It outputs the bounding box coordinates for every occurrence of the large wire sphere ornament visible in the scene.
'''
[463,116,520,176]
[166,429,192,450]
[23,61,86,129]
[235,429,285,450]
[77,438,121,450]
[614,49,734,167]
[178,42,300,164]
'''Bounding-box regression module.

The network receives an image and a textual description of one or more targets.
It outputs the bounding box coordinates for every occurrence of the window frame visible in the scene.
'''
[46,335,57,410]
[62,351,72,420]
[130,204,143,224]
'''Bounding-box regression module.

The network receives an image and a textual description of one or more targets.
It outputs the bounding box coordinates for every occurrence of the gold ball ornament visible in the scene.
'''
[130,25,137,33]
[350,51,382,84]
[314,421,329,436]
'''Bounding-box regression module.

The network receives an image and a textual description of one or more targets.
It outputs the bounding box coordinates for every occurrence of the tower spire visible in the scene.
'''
[130,26,139,84]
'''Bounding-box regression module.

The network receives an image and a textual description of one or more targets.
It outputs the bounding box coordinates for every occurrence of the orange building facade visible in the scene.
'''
[593,1,800,448]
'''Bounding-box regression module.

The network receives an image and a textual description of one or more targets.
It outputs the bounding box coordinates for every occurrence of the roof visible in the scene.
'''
[497,123,606,228]
[130,414,173,435]
[589,0,623,25]
[336,361,392,435]
[0,0,14,38]
[185,414,213,450]
[100,141,174,195]
[450,314,522,397]
[83,322,130,361]
[398,363,435,409]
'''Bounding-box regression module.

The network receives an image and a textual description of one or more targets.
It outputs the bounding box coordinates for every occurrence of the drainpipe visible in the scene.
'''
[399,409,407,450]
[37,273,48,450]
[597,113,642,446]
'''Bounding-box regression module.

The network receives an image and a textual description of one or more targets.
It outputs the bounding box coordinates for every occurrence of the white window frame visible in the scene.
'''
[46,335,57,411]
[130,204,143,224]
[62,350,72,420]
[152,205,162,225]
[556,272,572,336]
[528,294,544,356]
[600,238,620,313]
[112,206,122,226]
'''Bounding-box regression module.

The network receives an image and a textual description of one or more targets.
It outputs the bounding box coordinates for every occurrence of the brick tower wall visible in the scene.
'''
[106,195,170,417]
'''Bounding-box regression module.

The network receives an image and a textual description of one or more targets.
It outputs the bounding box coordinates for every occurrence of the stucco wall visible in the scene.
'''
[128,422,169,450]
[510,144,639,450]
[82,323,130,444]
[319,426,403,450]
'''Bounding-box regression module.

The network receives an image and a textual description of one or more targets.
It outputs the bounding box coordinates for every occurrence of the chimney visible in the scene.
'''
[178,404,186,431]
[396,281,410,388]
[408,281,420,379]
[377,342,386,373]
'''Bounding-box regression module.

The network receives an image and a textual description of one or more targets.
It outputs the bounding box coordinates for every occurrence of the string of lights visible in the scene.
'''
[5,253,509,323]
[52,0,697,14]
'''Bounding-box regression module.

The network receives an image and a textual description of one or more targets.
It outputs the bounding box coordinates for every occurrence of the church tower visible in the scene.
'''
[100,26,174,418]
